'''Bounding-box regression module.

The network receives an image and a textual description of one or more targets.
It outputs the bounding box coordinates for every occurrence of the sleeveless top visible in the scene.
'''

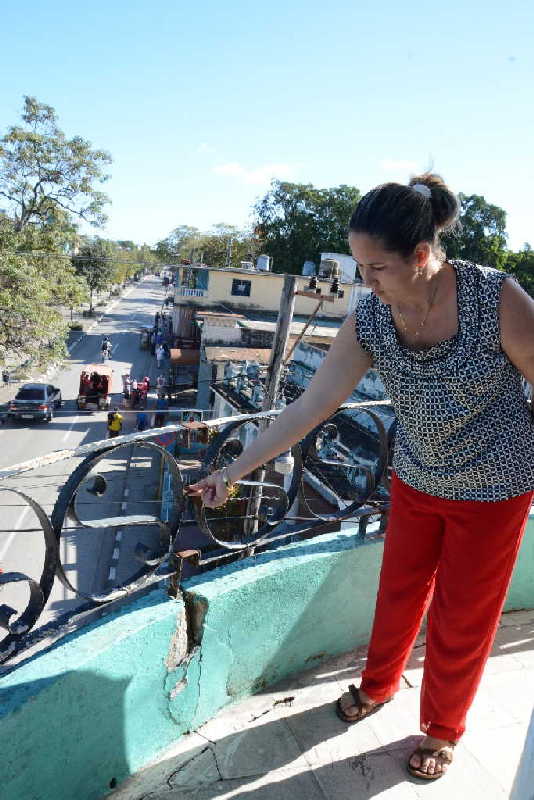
[354,259,534,501]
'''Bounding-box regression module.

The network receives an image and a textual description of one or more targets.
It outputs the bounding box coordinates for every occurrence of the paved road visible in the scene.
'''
[0,275,171,632]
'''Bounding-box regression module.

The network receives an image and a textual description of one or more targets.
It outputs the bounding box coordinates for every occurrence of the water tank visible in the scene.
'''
[247,361,260,379]
[302,260,316,276]
[256,254,271,271]
[319,258,340,279]
[225,361,239,379]
[252,385,264,405]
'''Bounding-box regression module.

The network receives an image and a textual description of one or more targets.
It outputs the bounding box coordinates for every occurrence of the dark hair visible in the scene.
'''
[348,172,459,259]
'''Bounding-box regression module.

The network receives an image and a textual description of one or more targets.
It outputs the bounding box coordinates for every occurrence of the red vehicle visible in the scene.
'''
[77,365,113,410]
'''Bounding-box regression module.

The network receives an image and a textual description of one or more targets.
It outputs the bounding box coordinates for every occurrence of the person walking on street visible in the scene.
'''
[107,407,123,438]
[156,373,166,396]
[156,344,165,369]
[2,368,10,387]
[154,395,168,427]
[186,173,534,783]
[136,409,148,432]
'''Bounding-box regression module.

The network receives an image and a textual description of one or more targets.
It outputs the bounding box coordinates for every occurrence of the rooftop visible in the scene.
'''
[109,608,534,800]
[205,346,273,364]
[1,405,533,800]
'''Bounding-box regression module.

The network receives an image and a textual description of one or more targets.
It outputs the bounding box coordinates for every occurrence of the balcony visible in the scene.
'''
[1,405,533,800]
[175,287,207,298]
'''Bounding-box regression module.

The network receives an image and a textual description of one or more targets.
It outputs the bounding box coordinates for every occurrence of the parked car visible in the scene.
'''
[8,383,62,422]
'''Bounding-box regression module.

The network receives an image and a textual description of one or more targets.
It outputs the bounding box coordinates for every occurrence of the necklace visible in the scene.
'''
[395,272,441,339]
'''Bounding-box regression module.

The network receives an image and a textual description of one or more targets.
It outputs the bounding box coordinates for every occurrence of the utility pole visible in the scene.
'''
[244,274,297,535]
[262,274,297,412]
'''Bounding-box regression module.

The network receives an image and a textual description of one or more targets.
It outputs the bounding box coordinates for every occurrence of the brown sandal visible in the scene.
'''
[407,742,455,780]
[335,684,392,724]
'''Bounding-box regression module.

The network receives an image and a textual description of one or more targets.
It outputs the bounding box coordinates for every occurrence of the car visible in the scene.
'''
[8,383,63,423]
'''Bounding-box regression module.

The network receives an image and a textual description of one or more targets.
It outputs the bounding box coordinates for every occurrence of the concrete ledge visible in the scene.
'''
[1,516,534,800]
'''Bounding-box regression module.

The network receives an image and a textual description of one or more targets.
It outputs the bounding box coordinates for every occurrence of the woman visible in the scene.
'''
[187,173,534,781]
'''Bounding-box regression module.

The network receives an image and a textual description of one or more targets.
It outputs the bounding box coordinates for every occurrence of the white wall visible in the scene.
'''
[203,321,241,345]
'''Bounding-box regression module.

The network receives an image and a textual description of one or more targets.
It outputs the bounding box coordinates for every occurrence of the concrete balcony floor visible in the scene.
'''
[109,609,534,800]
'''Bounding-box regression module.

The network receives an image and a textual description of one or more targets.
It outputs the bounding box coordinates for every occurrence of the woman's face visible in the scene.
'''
[348,232,427,304]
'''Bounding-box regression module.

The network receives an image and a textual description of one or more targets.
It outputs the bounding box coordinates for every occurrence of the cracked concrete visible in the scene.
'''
[107,609,534,799]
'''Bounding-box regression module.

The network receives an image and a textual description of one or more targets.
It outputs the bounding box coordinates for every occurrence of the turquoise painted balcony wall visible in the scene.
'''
[1,515,534,800]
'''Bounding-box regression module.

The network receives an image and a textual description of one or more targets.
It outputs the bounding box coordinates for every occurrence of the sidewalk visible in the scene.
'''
[109,608,534,800]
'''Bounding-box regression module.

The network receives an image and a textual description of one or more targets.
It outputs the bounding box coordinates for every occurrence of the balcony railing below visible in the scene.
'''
[175,287,207,298]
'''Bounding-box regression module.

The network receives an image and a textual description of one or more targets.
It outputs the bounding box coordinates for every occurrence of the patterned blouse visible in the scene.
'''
[354,259,534,501]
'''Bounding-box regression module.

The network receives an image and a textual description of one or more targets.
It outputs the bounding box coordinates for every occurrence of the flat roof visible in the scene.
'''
[237,319,339,338]
[205,346,273,364]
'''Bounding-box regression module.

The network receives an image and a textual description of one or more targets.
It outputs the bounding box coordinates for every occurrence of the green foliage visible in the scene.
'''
[505,244,534,297]
[0,216,84,364]
[155,225,200,263]
[0,96,111,231]
[253,181,361,273]
[442,193,508,270]
[156,223,260,268]
[72,238,116,311]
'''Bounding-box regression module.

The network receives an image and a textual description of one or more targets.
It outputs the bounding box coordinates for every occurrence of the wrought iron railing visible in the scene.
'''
[0,401,392,668]
[175,287,206,298]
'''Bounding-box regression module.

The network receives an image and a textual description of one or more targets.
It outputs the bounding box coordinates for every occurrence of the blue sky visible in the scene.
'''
[1,0,532,251]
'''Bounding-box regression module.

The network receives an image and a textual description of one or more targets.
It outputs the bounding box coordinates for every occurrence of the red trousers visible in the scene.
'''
[360,473,533,742]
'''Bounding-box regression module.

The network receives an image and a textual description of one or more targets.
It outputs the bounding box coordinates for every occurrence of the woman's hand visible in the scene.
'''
[186,471,229,508]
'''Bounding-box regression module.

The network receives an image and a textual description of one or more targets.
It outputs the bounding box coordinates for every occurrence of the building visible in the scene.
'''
[172,264,360,329]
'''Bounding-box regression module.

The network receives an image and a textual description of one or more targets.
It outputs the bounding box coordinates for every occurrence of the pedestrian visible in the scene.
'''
[185,173,534,783]
[156,373,166,396]
[156,344,165,369]
[136,409,148,432]
[154,394,168,427]
[107,407,123,438]
[2,368,10,387]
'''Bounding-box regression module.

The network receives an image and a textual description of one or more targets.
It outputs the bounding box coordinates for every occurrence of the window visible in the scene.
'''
[16,388,45,400]
[231,279,251,297]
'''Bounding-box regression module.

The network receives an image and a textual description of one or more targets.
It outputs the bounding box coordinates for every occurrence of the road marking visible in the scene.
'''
[62,415,80,442]
[0,506,29,561]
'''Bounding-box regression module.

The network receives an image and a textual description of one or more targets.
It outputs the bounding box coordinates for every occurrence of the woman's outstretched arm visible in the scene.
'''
[501,277,534,384]
[187,313,372,507]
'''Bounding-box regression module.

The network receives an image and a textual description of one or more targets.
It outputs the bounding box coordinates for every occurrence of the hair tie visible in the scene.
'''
[412,183,431,199]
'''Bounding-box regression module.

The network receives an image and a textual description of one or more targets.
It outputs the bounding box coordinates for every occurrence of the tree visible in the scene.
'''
[0,215,87,365]
[254,181,361,274]
[72,238,115,312]
[156,223,260,269]
[506,243,534,297]
[155,226,200,263]
[442,193,508,270]
[0,96,111,232]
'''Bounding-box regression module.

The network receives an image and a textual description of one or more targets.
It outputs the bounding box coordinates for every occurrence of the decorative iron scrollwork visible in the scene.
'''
[0,401,392,666]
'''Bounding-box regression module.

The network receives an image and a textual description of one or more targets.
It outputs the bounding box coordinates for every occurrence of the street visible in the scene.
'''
[0,276,172,630]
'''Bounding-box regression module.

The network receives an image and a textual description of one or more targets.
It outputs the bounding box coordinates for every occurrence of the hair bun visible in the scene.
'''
[409,172,458,232]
